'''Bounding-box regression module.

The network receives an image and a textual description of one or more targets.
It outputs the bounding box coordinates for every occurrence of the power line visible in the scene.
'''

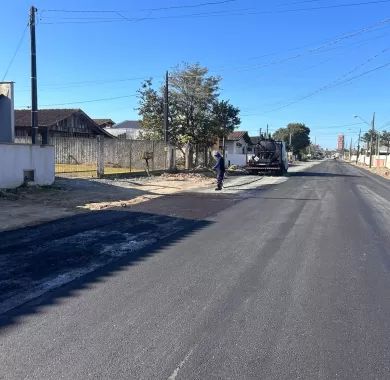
[1,23,28,81]
[21,94,137,108]
[262,49,390,114]
[231,18,390,72]
[41,0,237,14]
[312,122,366,129]
[142,0,237,11]
[39,1,390,24]
[39,8,253,24]
[273,0,390,12]
[14,18,390,94]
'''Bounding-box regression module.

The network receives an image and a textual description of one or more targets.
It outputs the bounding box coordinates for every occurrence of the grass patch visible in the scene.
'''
[55,164,145,177]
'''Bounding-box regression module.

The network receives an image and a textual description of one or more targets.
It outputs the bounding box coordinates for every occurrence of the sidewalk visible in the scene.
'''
[349,161,390,180]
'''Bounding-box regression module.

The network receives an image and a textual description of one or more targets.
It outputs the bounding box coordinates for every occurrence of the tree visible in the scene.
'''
[360,131,379,153]
[273,123,310,156]
[137,79,164,140]
[137,63,240,168]
[168,63,220,167]
[209,100,241,153]
[380,130,390,148]
[381,130,390,165]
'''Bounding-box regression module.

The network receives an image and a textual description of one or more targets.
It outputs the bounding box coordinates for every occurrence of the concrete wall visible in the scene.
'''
[226,153,247,167]
[352,154,390,169]
[226,138,248,155]
[0,82,15,143]
[0,143,55,189]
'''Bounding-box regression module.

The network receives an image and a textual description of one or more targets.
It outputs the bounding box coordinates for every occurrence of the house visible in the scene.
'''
[93,118,115,128]
[14,109,113,141]
[213,131,252,167]
[104,120,141,139]
[225,131,252,155]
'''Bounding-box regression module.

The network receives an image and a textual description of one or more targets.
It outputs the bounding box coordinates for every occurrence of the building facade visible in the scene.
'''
[337,134,345,151]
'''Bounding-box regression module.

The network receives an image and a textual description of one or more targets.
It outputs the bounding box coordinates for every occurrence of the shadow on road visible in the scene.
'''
[0,210,212,331]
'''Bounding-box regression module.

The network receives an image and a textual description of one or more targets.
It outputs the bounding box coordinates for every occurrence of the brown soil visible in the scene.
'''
[0,173,215,232]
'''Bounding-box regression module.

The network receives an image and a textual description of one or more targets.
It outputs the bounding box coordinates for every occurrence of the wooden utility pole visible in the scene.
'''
[356,128,361,164]
[349,137,352,161]
[164,71,175,171]
[369,112,375,168]
[164,71,169,144]
[30,6,39,144]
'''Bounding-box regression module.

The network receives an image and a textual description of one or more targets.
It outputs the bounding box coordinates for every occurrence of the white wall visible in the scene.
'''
[226,153,247,167]
[353,154,390,169]
[0,143,55,189]
[226,138,248,155]
[104,128,140,139]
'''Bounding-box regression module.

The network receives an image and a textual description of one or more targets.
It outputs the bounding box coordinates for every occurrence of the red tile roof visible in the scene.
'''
[227,131,247,140]
[227,131,253,145]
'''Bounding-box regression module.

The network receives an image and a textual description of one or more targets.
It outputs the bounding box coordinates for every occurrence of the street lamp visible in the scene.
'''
[354,115,370,126]
[354,113,375,168]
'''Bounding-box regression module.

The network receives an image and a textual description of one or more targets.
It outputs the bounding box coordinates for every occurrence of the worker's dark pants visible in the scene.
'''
[217,172,224,189]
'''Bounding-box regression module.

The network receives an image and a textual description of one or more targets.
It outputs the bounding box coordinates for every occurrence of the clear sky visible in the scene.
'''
[1,0,389,149]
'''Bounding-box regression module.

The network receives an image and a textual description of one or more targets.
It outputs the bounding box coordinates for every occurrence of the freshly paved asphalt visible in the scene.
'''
[1,160,389,379]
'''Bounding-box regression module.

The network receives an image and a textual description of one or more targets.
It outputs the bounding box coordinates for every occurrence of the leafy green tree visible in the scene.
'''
[208,99,241,151]
[381,130,390,164]
[137,63,240,168]
[360,131,380,153]
[137,79,164,140]
[273,123,310,156]
[380,130,390,148]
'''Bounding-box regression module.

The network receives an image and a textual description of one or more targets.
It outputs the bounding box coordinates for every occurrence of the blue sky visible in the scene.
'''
[1,0,390,149]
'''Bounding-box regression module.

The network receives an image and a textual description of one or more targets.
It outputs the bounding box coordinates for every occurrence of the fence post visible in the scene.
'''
[152,141,155,171]
[129,139,132,173]
[97,135,104,178]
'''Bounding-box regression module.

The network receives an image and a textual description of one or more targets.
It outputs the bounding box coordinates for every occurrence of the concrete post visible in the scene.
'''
[167,144,176,171]
[97,135,104,178]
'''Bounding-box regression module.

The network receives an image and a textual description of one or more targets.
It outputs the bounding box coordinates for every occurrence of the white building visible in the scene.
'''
[104,120,141,139]
[224,131,252,167]
[0,82,54,189]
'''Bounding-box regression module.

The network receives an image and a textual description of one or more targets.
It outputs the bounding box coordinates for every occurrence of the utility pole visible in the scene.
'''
[356,128,361,164]
[164,71,169,144]
[349,137,352,161]
[164,71,175,171]
[30,6,39,145]
[266,124,269,138]
[376,129,380,156]
[369,112,375,168]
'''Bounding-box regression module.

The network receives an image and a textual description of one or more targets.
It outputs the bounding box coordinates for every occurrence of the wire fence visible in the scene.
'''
[15,133,168,177]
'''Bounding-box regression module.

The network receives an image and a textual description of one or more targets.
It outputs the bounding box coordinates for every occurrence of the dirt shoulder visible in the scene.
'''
[349,162,390,180]
[0,161,322,232]
[0,173,215,232]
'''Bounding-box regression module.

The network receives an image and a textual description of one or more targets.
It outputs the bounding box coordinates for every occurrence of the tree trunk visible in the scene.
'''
[195,145,199,167]
[185,144,194,170]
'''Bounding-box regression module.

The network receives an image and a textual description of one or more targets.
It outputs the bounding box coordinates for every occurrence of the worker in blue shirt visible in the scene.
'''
[213,151,225,191]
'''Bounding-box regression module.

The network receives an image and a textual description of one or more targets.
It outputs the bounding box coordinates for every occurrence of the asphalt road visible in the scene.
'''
[1,160,389,379]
